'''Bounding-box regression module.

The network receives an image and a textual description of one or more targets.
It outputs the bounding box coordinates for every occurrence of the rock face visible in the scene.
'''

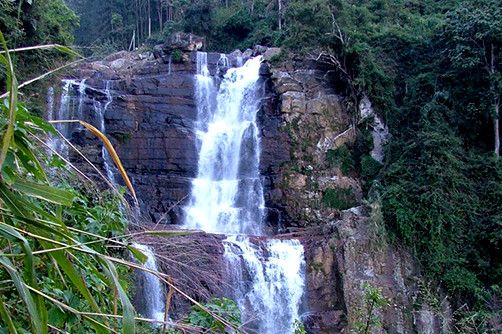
[132,210,450,334]
[61,46,449,334]
[260,58,362,228]
[62,48,273,224]
[300,207,451,334]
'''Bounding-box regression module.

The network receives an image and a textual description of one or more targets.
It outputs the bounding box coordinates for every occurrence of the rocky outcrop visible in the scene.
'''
[258,58,362,228]
[300,207,451,333]
[62,46,281,224]
[132,209,450,334]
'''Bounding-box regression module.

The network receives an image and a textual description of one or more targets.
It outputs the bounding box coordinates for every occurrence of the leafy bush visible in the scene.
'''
[354,283,390,334]
[327,145,354,175]
[322,188,357,210]
[293,320,307,334]
[186,298,240,333]
[171,49,183,64]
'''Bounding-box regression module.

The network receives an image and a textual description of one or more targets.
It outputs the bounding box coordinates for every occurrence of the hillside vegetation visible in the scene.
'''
[0,0,501,331]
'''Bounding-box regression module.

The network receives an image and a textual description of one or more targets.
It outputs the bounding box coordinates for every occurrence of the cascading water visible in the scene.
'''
[76,79,87,121]
[184,52,306,333]
[224,236,306,334]
[133,243,165,322]
[184,54,265,235]
[49,79,88,157]
[51,80,74,157]
[46,87,56,154]
[93,80,117,184]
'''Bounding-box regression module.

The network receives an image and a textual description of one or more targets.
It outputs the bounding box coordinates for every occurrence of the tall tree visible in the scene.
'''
[444,0,502,157]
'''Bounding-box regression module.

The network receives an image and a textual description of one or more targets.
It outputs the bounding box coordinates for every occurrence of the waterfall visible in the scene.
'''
[49,79,89,157]
[133,243,165,322]
[76,79,87,121]
[224,236,306,334]
[46,87,56,154]
[184,54,265,235]
[217,53,229,75]
[183,52,306,333]
[93,81,117,184]
[47,87,55,123]
[51,80,74,157]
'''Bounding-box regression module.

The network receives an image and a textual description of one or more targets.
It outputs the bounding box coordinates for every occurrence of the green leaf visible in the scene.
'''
[53,45,81,59]
[11,179,74,206]
[0,32,18,170]
[0,182,29,218]
[99,259,135,334]
[13,134,47,181]
[0,298,18,334]
[0,257,44,334]
[47,249,101,309]
[127,246,148,264]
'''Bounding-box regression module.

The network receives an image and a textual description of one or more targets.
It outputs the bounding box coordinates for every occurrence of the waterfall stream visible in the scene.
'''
[133,243,165,322]
[184,52,306,334]
[49,79,117,184]
[93,80,117,184]
[51,53,307,332]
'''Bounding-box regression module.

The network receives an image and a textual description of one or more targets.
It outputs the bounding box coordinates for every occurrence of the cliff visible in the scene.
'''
[55,43,450,333]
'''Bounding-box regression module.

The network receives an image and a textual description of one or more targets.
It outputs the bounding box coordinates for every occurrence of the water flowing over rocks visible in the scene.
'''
[55,43,449,333]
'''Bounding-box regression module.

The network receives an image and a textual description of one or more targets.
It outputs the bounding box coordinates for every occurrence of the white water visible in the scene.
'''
[93,81,117,184]
[76,79,87,121]
[52,80,74,157]
[49,79,89,157]
[184,53,265,235]
[46,86,56,154]
[183,52,306,333]
[133,243,165,322]
[224,236,306,334]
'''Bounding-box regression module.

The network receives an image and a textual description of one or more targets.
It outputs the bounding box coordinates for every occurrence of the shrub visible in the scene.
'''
[322,187,357,210]
[327,145,354,175]
[171,49,183,63]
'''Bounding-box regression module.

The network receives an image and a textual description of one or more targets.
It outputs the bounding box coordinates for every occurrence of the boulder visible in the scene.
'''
[163,32,205,52]
[263,47,282,61]
[153,44,164,59]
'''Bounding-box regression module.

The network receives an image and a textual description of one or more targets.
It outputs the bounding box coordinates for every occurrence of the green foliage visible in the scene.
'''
[382,104,502,303]
[186,298,240,333]
[353,283,390,334]
[293,319,307,334]
[326,145,354,175]
[0,36,140,334]
[322,187,356,210]
[171,49,183,63]
[283,0,332,51]
[111,131,132,143]
[360,155,381,189]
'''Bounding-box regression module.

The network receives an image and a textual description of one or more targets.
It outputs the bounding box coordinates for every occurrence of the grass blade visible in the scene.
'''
[11,179,74,206]
[0,257,43,334]
[100,259,135,334]
[0,298,18,334]
[0,31,18,170]
[49,120,137,201]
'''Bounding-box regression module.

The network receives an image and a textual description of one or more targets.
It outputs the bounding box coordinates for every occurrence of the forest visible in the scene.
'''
[0,0,501,333]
